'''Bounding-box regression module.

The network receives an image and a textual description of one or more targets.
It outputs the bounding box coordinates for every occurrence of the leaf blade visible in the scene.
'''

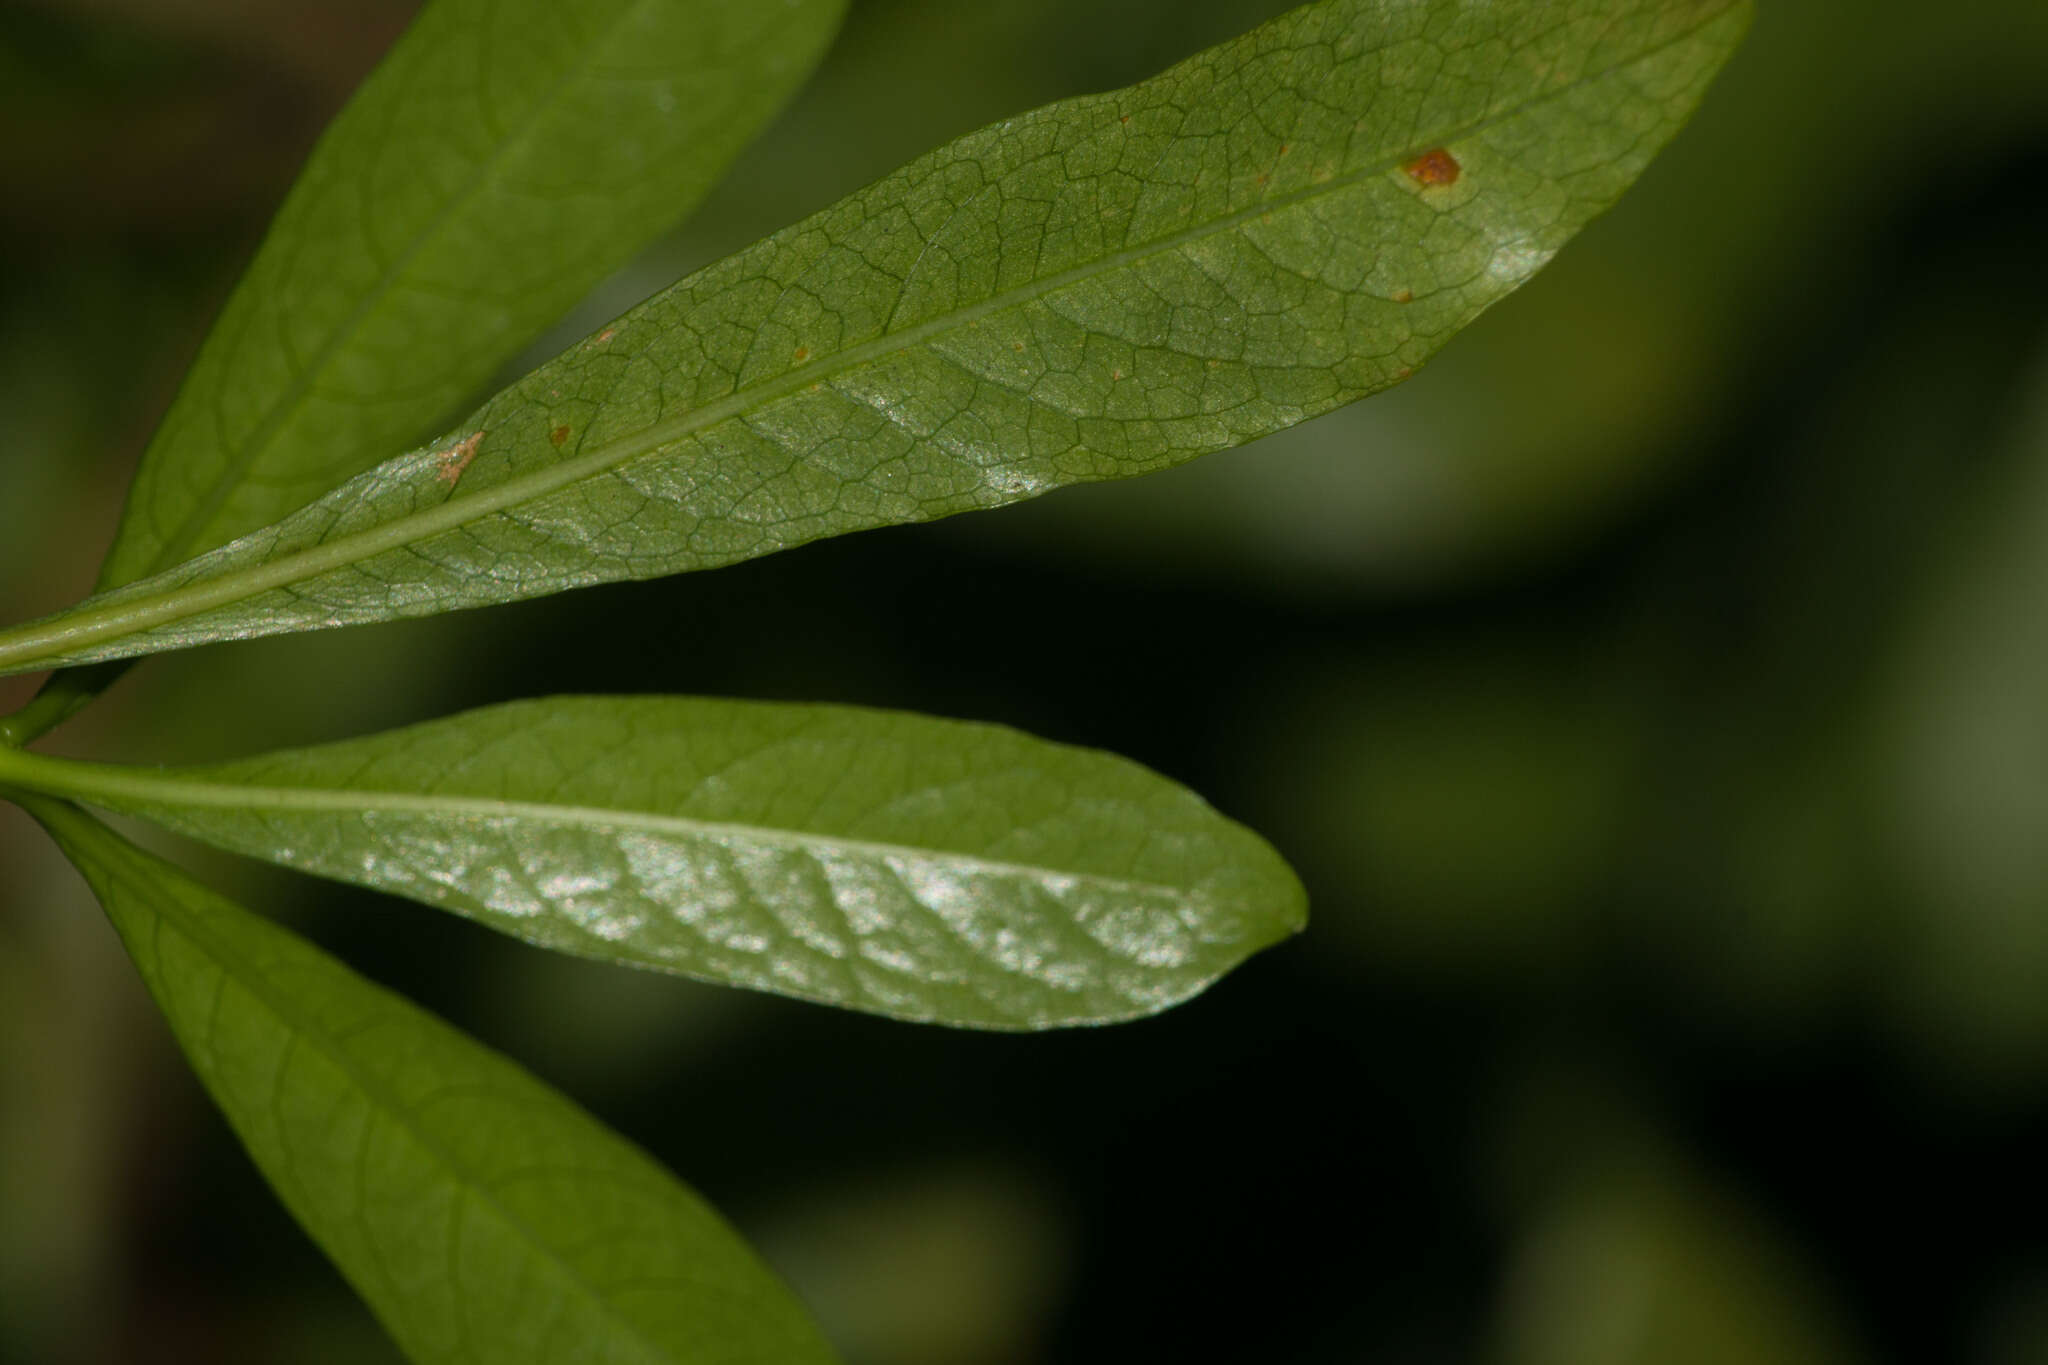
[1,696,1305,1028]
[96,0,846,590]
[0,0,1750,674]
[22,797,840,1365]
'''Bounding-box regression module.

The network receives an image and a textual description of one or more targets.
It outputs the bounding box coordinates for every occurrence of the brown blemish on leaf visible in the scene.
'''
[591,327,617,346]
[1119,114,1130,125]
[794,346,810,362]
[549,425,570,448]
[1392,288,1414,304]
[436,431,484,487]
[1278,143,1290,156]
[1402,147,1461,186]
[1256,173,1270,188]
[1012,341,1026,352]
[1397,366,1414,380]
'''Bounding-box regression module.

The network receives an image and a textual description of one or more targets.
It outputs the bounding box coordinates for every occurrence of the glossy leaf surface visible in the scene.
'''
[0,0,1750,675]
[95,0,846,590]
[24,797,839,1365]
[0,698,1304,1028]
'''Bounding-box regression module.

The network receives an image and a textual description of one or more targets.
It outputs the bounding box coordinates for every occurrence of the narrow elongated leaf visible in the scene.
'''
[21,796,839,1365]
[96,0,845,591]
[0,0,1749,676]
[0,698,1303,1028]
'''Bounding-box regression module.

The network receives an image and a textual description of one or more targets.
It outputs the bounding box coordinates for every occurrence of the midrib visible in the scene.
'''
[2,749,1187,899]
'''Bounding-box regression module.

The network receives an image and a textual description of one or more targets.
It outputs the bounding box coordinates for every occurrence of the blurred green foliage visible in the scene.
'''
[2,0,2046,1362]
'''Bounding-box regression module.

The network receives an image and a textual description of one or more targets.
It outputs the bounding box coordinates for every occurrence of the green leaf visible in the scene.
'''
[94,0,846,591]
[20,796,840,1365]
[0,697,1305,1028]
[0,0,1749,675]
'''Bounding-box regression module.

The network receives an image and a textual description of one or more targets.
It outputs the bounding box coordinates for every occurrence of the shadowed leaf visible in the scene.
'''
[96,0,846,591]
[24,797,840,1365]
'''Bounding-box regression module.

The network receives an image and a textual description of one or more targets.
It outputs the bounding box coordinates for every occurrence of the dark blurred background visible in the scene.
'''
[4,1,2048,1361]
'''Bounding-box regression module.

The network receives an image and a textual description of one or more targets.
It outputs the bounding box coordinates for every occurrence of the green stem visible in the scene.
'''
[0,662,134,749]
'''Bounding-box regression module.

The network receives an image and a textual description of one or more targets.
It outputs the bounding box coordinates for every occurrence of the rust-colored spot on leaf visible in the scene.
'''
[1278,143,1290,156]
[549,425,570,448]
[1396,366,1414,380]
[1402,147,1460,186]
[1256,173,1270,188]
[436,430,484,487]
[794,346,810,362]
[1392,288,1413,304]
[1119,114,1130,125]
[1012,341,1026,352]
[591,327,617,346]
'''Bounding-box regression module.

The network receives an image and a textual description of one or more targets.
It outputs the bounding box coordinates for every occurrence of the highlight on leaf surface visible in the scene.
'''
[0,697,1308,1029]
[24,796,840,1365]
[0,0,1754,678]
